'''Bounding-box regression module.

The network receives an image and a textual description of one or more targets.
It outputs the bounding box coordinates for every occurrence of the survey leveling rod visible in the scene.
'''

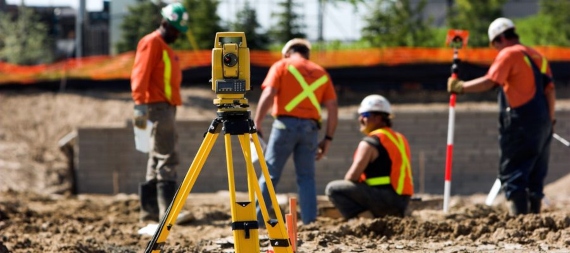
[443,30,469,213]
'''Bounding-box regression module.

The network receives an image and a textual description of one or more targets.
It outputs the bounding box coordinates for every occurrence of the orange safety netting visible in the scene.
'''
[2,46,570,84]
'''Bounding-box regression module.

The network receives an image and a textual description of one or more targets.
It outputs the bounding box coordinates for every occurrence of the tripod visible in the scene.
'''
[145,108,294,253]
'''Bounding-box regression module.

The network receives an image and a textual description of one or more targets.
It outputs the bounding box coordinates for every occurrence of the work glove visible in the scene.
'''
[447,78,464,94]
[133,104,148,129]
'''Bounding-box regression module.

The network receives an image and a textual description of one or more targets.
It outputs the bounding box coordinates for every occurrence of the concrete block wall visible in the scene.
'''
[75,110,569,196]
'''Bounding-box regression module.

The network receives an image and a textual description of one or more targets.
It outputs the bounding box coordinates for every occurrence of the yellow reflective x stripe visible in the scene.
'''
[365,176,390,186]
[523,55,548,74]
[162,50,172,102]
[372,129,413,194]
[285,65,328,114]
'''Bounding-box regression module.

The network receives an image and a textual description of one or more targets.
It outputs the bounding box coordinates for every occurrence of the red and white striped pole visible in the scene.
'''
[443,92,456,213]
[443,29,467,212]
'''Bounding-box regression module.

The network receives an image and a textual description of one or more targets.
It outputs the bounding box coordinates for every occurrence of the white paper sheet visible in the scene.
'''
[134,120,153,153]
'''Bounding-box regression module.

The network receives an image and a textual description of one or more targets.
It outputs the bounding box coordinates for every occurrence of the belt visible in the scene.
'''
[276,115,321,129]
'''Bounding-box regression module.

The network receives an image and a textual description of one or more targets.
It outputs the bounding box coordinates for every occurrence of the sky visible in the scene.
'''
[5,0,369,41]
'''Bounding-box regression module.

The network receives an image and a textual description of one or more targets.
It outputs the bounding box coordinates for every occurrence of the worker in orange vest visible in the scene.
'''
[130,3,188,223]
[254,38,338,225]
[325,95,413,219]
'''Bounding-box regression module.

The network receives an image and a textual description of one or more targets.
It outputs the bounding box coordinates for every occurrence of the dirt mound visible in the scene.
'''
[0,190,569,253]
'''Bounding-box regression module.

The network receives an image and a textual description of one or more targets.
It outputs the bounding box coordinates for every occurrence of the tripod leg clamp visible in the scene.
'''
[232,221,259,239]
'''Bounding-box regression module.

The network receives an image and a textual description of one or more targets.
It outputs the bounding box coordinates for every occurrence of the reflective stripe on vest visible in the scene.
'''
[523,55,548,74]
[366,129,413,195]
[162,50,172,102]
[284,64,329,114]
[365,176,390,185]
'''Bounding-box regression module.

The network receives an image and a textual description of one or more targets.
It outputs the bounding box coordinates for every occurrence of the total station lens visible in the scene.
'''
[223,53,238,67]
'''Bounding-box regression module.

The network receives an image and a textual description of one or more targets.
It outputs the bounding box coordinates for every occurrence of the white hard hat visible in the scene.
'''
[281,38,311,55]
[358,94,392,115]
[488,17,515,42]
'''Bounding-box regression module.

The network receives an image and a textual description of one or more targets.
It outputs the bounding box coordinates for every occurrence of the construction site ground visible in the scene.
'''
[0,86,569,253]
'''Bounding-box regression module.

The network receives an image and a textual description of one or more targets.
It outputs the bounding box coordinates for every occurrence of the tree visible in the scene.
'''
[269,0,306,44]
[0,6,53,65]
[229,1,270,50]
[116,0,162,53]
[446,0,507,48]
[361,0,439,47]
[174,0,225,50]
[516,0,570,46]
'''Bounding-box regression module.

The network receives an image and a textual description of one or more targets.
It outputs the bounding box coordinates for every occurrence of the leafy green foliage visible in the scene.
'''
[0,6,53,65]
[229,1,270,50]
[115,0,162,54]
[269,0,307,44]
[516,0,570,46]
[361,0,439,47]
[446,0,507,48]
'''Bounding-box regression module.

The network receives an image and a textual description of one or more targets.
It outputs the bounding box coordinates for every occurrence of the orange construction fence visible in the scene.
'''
[2,47,570,84]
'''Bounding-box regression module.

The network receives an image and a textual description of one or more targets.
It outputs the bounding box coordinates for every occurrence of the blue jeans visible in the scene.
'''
[257,117,319,224]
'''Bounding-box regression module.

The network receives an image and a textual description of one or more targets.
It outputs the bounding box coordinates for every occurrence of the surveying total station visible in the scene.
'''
[144,32,294,253]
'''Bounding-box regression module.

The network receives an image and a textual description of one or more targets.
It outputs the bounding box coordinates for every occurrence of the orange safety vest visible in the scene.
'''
[359,128,414,196]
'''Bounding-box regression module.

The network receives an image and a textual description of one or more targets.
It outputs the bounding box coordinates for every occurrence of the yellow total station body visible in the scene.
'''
[211,32,251,109]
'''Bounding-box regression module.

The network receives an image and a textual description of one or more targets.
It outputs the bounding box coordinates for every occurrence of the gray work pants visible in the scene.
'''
[145,102,178,182]
[325,180,409,219]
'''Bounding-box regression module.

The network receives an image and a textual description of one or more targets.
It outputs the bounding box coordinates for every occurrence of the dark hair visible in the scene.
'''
[287,44,310,59]
[492,28,519,43]
[370,112,392,127]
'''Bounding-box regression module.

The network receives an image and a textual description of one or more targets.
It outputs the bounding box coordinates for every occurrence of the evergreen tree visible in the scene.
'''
[174,0,225,50]
[229,1,270,50]
[361,0,438,47]
[116,0,162,53]
[446,0,507,48]
[0,6,53,65]
[269,0,306,44]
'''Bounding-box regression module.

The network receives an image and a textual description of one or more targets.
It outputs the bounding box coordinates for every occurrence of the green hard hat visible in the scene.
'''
[161,2,189,33]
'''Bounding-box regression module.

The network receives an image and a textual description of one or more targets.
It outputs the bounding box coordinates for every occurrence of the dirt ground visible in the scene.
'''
[0,87,569,252]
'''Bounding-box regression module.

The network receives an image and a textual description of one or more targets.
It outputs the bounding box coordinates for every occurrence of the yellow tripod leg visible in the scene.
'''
[245,133,294,253]
[145,123,221,253]
[227,133,260,252]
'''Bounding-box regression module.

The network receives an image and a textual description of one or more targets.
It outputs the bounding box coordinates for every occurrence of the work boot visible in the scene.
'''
[139,180,159,222]
[157,180,177,219]
[529,196,542,214]
[508,191,529,215]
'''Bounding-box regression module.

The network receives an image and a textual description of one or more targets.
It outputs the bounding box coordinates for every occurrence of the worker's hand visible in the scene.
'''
[447,78,464,94]
[316,138,332,161]
[133,104,148,129]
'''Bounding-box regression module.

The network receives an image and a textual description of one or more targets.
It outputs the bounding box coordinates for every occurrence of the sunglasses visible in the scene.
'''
[360,112,372,118]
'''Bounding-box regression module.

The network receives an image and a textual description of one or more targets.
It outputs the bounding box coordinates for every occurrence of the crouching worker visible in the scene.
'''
[325,95,413,219]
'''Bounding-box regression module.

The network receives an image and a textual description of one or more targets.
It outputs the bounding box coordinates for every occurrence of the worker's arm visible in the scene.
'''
[344,141,376,182]
[462,77,497,93]
[254,86,276,138]
[316,99,338,160]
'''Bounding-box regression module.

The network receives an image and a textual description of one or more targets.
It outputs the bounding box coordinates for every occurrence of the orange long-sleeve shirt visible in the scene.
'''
[131,30,182,106]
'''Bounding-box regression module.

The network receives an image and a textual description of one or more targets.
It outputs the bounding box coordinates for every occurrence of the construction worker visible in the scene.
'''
[325,95,413,219]
[130,2,188,222]
[254,38,338,225]
[447,17,556,215]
